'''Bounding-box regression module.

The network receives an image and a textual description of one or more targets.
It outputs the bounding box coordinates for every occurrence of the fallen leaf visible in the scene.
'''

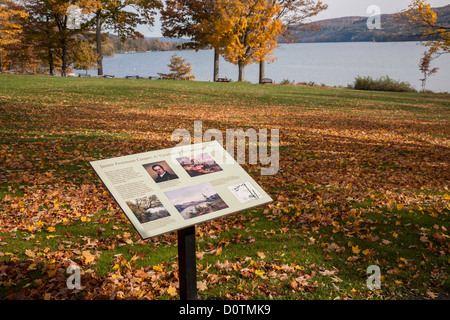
[82,250,96,264]
[167,285,177,297]
[255,269,265,277]
[197,281,208,292]
[352,245,361,254]
[25,249,35,258]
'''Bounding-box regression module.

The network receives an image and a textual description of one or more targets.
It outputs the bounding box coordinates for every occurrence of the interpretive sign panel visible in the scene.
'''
[90,141,272,239]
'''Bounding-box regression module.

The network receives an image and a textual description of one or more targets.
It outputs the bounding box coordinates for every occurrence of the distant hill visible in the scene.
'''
[292,4,450,43]
[105,5,449,53]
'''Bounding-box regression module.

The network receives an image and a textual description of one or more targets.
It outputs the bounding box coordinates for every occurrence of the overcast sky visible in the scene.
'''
[313,0,449,20]
[139,0,450,37]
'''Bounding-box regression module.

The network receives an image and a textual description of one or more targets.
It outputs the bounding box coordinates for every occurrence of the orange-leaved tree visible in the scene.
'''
[22,0,99,76]
[257,0,327,82]
[204,0,283,82]
[400,0,449,90]
[0,0,28,72]
[0,0,27,47]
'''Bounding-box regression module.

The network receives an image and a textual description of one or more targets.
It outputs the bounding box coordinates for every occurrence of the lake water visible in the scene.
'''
[80,42,450,92]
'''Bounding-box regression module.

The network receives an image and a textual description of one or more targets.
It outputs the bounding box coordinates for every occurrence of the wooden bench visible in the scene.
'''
[216,77,230,82]
[77,74,115,78]
[260,78,273,84]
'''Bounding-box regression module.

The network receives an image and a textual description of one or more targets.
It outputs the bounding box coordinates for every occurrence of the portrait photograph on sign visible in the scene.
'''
[143,160,179,183]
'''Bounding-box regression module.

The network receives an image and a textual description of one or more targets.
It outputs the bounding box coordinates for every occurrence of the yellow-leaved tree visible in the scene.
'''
[0,0,27,47]
[204,0,283,82]
[401,0,449,55]
[400,0,449,91]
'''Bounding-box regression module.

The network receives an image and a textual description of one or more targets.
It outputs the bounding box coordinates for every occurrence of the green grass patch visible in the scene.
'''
[0,74,448,300]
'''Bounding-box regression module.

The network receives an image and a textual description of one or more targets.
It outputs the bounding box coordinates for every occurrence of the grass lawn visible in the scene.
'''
[0,74,449,300]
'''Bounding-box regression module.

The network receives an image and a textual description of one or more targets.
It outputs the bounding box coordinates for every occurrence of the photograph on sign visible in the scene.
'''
[165,182,229,220]
[126,195,171,223]
[90,141,272,239]
[176,153,223,177]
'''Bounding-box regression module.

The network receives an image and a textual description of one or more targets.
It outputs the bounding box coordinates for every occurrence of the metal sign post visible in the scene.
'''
[177,225,197,300]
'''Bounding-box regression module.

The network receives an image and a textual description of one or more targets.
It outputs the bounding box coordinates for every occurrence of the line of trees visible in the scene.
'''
[1,1,448,82]
[1,0,327,79]
[0,0,162,76]
[107,36,185,54]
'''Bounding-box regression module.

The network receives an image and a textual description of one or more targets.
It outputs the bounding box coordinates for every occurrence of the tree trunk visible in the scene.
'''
[60,16,67,77]
[96,10,103,76]
[48,49,54,76]
[213,49,219,82]
[61,39,67,77]
[45,16,53,76]
[238,59,245,82]
[259,59,265,84]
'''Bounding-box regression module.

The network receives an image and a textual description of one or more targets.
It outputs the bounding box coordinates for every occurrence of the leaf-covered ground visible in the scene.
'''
[0,74,449,300]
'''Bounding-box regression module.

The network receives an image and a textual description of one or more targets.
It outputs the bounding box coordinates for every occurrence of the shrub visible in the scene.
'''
[351,76,416,93]
[158,54,195,80]
[280,79,294,85]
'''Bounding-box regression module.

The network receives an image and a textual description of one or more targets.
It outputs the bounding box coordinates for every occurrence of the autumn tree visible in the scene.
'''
[0,0,27,47]
[72,38,98,74]
[20,0,58,75]
[161,0,222,81]
[21,0,99,76]
[0,0,28,72]
[204,0,283,82]
[419,50,438,91]
[257,0,327,82]
[89,0,162,75]
[401,0,449,56]
[400,0,449,90]
[158,53,195,80]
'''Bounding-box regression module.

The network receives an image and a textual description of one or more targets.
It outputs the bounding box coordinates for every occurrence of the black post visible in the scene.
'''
[177,226,197,300]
